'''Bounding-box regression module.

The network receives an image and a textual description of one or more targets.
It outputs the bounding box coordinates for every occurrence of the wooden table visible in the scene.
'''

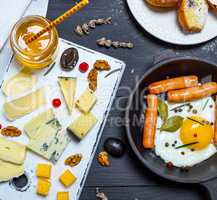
[47,0,217,199]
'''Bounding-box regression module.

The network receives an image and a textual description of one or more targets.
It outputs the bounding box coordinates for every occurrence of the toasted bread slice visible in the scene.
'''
[178,0,208,32]
[145,0,178,7]
[207,0,217,10]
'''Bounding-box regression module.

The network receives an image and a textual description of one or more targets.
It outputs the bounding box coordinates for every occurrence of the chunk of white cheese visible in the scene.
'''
[0,160,24,182]
[2,69,37,97]
[0,137,26,165]
[24,109,54,138]
[67,112,98,140]
[28,118,71,164]
[76,88,97,113]
[3,88,47,121]
[58,77,76,114]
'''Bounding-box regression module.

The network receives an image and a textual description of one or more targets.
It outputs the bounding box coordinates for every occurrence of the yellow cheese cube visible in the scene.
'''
[37,179,51,196]
[36,163,52,178]
[57,191,69,200]
[59,169,76,187]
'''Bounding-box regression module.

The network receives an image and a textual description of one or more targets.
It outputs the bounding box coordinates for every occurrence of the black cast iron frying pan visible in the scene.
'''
[125,56,217,200]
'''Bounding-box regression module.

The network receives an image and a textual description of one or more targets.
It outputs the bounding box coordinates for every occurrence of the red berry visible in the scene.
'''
[0,124,2,129]
[79,62,89,73]
[166,162,174,169]
[52,98,61,108]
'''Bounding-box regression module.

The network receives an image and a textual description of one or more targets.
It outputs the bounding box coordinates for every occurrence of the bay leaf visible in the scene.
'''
[160,116,184,132]
[158,98,168,122]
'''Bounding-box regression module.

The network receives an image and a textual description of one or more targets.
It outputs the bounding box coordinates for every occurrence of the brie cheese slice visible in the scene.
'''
[0,160,24,182]
[3,88,47,121]
[0,137,26,165]
[2,69,37,97]
[58,77,76,114]
[24,109,54,138]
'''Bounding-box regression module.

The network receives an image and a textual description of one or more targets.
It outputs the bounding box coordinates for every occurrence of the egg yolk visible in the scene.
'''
[180,116,214,150]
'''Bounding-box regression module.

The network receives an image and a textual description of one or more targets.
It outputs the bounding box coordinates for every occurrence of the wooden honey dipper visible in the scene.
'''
[26,0,89,44]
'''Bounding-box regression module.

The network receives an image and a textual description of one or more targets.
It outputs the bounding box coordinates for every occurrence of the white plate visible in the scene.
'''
[127,0,217,45]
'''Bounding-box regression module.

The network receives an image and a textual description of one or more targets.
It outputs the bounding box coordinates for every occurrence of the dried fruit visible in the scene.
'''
[88,68,98,81]
[81,23,89,35]
[96,188,108,200]
[60,48,79,71]
[89,81,97,92]
[74,17,112,36]
[166,162,174,169]
[87,59,111,91]
[94,60,111,71]
[75,25,84,36]
[65,153,82,167]
[52,98,61,108]
[1,126,22,137]
[79,62,89,73]
[96,37,134,49]
[97,151,110,167]
[87,68,98,91]
[104,138,125,157]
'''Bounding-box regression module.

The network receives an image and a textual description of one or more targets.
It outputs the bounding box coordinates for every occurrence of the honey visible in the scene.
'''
[10,15,58,69]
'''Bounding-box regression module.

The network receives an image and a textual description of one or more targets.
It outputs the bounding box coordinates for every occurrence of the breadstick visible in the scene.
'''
[143,94,158,149]
[148,75,198,94]
[168,82,217,103]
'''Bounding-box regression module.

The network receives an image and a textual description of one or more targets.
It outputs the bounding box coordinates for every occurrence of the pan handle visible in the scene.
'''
[153,49,177,64]
[201,179,217,200]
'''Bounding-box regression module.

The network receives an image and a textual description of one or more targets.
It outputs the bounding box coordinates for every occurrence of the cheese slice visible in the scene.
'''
[3,88,47,121]
[67,113,98,140]
[28,118,71,164]
[0,137,26,165]
[76,88,97,113]
[2,69,37,97]
[24,109,54,138]
[58,77,76,114]
[0,160,24,182]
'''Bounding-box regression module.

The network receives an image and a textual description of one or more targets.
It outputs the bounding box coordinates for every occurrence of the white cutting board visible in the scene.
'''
[127,0,217,45]
[0,38,125,200]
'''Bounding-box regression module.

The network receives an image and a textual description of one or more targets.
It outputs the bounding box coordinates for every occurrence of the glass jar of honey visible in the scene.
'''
[10,15,58,69]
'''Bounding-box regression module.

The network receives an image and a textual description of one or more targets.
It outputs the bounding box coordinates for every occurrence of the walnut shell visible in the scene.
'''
[1,126,22,137]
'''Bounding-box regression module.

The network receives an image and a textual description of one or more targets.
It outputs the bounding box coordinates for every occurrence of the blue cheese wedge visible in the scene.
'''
[24,109,54,138]
[76,88,97,113]
[58,77,76,114]
[2,69,37,97]
[28,118,71,164]
[0,160,24,182]
[3,88,46,121]
[67,113,98,140]
[0,137,26,165]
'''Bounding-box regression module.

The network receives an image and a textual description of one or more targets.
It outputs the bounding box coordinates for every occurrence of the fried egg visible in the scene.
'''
[155,96,217,167]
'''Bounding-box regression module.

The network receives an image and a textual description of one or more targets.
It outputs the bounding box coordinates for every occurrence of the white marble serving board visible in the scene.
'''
[0,38,125,200]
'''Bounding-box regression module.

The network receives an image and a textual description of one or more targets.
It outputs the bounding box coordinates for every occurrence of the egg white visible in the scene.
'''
[155,97,217,167]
